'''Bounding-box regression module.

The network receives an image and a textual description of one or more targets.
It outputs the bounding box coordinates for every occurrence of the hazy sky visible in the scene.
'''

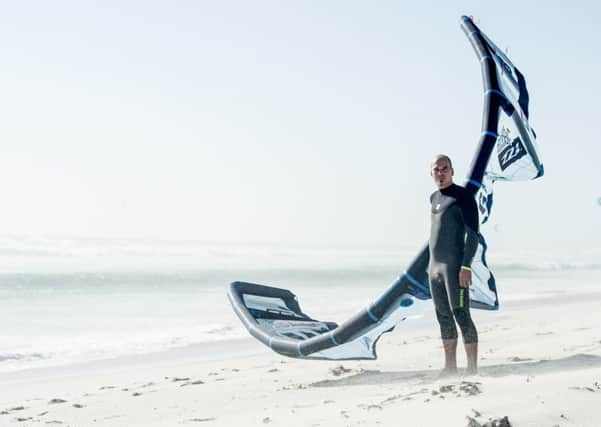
[0,1,599,254]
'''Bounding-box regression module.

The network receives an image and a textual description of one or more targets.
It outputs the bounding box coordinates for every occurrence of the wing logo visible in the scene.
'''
[497,126,526,170]
[498,137,526,170]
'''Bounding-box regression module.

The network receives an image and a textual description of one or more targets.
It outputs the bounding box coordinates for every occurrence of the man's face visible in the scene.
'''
[431,158,453,189]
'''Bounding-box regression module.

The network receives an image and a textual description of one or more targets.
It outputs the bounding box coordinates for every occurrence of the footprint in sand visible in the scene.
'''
[48,399,67,405]
[180,380,205,387]
[138,382,155,388]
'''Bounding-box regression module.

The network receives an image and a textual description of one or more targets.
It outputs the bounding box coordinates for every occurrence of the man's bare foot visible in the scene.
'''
[463,367,478,377]
[437,367,459,379]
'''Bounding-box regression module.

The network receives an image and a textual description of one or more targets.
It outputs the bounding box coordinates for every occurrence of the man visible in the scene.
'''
[429,154,479,376]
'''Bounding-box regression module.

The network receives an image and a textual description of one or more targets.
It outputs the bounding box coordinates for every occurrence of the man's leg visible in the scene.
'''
[431,273,459,376]
[442,338,458,375]
[452,307,478,375]
[446,267,478,375]
[464,342,478,375]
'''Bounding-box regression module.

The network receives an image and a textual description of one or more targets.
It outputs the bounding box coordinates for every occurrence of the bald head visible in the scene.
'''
[430,154,454,189]
[431,154,453,169]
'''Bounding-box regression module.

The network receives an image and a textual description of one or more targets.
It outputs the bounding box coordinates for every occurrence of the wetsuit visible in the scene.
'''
[429,183,479,344]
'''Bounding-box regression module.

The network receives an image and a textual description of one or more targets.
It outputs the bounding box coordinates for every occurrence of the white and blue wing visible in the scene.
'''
[227,16,543,360]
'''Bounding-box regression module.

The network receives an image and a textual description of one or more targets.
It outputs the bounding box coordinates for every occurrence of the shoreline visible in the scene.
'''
[3,289,601,379]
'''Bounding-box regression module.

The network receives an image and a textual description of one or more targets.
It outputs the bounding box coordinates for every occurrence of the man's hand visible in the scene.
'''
[459,269,472,288]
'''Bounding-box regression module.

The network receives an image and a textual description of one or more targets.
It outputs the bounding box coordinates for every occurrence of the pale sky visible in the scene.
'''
[0,1,599,255]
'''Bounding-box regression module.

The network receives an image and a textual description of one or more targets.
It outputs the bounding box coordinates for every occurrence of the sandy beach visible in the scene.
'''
[2,288,601,427]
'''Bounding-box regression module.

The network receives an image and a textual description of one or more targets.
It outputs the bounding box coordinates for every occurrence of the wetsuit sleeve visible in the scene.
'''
[460,193,479,267]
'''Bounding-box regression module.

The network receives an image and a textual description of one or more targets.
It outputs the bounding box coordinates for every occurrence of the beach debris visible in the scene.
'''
[48,399,67,405]
[487,416,512,426]
[466,416,511,427]
[432,382,482,398]
[329,365,352,376]
[471,409,482,417]
[180,380,205,387]
[439,384,454,393]
[460,381,482,396]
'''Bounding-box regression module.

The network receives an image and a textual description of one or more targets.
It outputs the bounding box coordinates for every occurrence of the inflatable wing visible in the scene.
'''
[227,16,544,360]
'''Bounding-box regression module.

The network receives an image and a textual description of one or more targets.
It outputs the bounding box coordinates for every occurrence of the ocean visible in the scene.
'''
[1,236,600,373]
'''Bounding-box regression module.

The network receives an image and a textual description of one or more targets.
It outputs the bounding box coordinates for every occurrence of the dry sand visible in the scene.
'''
[2,292,601,426]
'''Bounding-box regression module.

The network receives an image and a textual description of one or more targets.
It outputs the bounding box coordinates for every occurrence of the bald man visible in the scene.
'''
[429,154,479,376]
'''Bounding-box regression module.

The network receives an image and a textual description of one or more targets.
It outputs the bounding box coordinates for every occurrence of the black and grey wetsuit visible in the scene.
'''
[429,183,479,344]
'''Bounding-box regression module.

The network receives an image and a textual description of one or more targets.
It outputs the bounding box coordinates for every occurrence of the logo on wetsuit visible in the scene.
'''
[496,126,526,171]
